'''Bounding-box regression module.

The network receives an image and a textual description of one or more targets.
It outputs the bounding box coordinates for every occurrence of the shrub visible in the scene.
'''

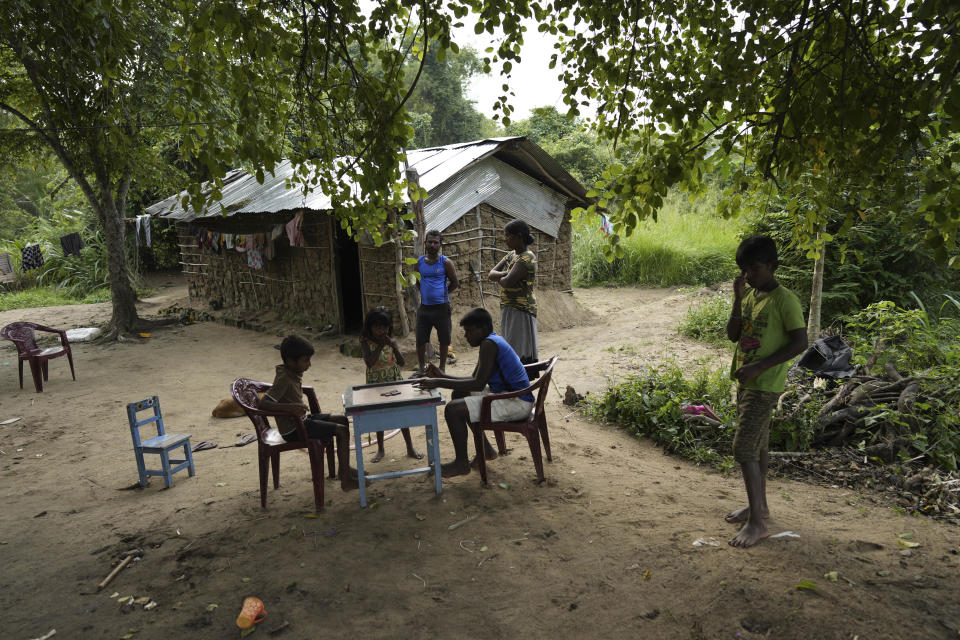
[747,208,960,327]
[583,362,737,469]
[678,294,733,347]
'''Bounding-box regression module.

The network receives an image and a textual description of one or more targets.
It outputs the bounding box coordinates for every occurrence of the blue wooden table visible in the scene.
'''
[343,380,444,507]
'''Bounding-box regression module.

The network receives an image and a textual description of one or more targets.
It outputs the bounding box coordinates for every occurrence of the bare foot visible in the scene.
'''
[469,449,498,468]
[729,521,770,548]
[371,449,385,463]
[440,461,471,478]
[407,448,424,460]
[724,506,770,523]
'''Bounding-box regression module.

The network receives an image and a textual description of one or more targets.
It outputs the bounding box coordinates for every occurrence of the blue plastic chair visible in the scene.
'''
[126,396,195,488]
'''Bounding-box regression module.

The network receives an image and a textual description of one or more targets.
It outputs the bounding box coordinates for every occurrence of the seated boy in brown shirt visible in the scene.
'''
[259,334,358,491]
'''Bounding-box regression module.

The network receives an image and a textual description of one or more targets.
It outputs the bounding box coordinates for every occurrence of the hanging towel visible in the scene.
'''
[135,214,152,247]
[285,211,304,247]
[20,244,44,272]
[247,246,263,270]
[224,233,234,249]
[60,232,84,257]
[234,234,247,252]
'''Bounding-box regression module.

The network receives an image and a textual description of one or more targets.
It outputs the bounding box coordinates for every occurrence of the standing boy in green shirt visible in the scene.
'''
[725,236,807,547]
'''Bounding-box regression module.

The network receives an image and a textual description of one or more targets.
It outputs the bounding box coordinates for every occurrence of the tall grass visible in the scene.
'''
[573,186,748,287]
[0,208,144,305]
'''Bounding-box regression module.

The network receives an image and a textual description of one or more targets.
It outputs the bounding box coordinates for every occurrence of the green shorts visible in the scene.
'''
[733,388,780,463]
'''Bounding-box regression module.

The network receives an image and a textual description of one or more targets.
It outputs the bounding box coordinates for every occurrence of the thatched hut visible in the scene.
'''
[145,137,588,334]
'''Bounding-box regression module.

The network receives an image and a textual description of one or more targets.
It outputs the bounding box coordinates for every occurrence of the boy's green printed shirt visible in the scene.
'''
[730,285,805,393]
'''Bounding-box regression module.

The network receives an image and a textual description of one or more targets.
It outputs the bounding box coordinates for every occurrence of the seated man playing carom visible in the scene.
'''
[415,308,534,477]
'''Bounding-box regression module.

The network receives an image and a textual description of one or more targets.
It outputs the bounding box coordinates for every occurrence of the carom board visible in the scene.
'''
[343,380,442,412]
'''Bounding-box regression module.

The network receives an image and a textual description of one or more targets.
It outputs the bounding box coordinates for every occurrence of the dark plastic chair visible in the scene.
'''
[231,378,337,513]
[1,321,76,392]
[126,396,195,488]
[472,356,558,484]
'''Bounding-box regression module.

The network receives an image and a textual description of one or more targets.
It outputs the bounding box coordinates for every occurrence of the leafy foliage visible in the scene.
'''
[0,208,137,299]
[583,363,736,470]
[746,179,960,326]
[505,106,611,186]
[594,299,960,473]
[678,295,734,348]
[405,44,491,147]
[844,301,960,375]
[470,1,960,266]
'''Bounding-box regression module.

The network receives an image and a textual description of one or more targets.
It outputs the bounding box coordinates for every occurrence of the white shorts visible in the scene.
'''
[464,390,533,424]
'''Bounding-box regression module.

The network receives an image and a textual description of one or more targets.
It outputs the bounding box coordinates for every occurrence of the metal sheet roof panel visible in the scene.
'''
[146,137,584,224]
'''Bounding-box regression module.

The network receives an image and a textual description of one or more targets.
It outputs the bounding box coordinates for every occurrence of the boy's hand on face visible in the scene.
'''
[733,274,746,299]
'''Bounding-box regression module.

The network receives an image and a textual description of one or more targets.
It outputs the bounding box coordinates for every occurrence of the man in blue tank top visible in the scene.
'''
[415,229,459,373]
[416,308,534,477]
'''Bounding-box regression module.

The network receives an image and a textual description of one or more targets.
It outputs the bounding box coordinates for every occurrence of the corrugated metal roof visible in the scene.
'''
[424,157,566,237]
[145,137,587,227]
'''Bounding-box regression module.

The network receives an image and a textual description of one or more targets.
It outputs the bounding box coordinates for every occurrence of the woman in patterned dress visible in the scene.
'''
[488,219,538,368]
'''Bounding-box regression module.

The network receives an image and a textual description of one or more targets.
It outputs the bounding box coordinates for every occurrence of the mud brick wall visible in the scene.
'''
[358,237,407,321]
[399,202,573,330]
[171,201,573,336]
[175,214,341,330]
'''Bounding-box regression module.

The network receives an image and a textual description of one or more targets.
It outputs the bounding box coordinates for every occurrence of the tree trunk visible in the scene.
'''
[807,232,825,344]
[90,172,141,333]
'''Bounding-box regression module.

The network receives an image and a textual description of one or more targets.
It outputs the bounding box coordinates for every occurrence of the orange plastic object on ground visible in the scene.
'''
[236,596,266,628]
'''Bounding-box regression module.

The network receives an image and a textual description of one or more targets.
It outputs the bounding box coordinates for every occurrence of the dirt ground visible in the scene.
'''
[1,275,958,640]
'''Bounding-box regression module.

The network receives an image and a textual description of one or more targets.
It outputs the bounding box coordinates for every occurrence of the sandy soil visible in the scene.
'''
[1,276,958,640]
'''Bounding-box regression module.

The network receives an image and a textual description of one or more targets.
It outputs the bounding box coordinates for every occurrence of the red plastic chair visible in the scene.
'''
[231,378,337,513]
[1,321,76,392]
[472,356,558,484]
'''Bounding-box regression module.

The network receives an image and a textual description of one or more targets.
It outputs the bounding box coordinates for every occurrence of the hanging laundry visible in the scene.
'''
[60,232,84,257]
[135,214,152,247]
[20,244,44,272]
[247,246,264,269]
[285,211,304,247]
[224,233,234,249]
[265,225,283,261]
[207,231,221,254]
[234,234,247,252]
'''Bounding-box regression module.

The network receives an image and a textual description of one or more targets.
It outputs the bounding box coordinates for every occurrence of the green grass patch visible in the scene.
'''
[0,286,110,311]
[678,294,734,348]
[573,187,748,287]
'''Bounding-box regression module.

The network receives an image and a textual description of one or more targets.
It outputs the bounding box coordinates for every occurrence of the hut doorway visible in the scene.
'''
[335,225,363,332]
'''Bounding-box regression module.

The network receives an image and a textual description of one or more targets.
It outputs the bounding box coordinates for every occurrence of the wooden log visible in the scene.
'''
[898,380,921,414]
[817,405,870,429]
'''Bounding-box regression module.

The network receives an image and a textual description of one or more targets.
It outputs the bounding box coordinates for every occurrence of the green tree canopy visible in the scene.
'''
[405,44,492,147]
[472,1,960,265]
[0,1,463,332]
[506,106,610,185]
